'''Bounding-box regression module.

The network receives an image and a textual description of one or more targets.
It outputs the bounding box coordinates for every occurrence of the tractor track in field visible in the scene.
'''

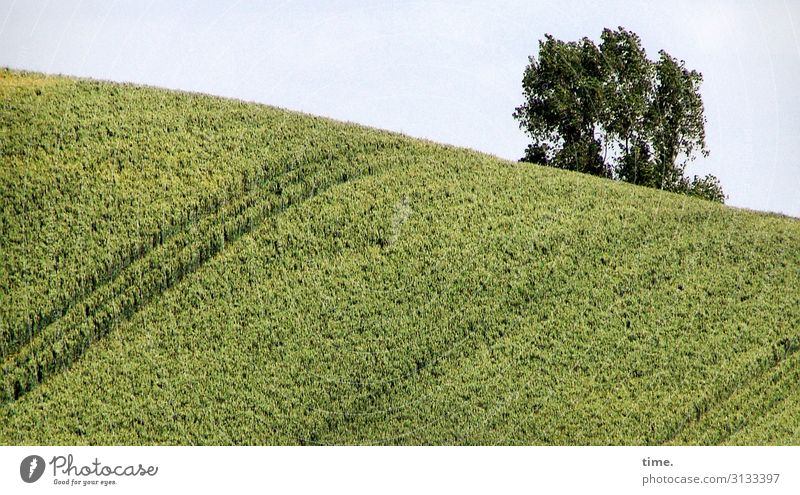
[2,156,314,361]
[1,149,400,404]
[659,334,800,445]
[710,349,800,445]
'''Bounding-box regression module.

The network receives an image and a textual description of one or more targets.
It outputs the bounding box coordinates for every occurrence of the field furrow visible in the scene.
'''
[666,337,800,445]
[1,139,420,403]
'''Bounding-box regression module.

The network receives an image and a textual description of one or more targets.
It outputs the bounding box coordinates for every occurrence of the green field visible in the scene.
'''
[1,69,798,445]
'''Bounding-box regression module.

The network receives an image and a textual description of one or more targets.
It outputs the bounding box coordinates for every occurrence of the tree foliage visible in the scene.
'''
[514,28,724,202]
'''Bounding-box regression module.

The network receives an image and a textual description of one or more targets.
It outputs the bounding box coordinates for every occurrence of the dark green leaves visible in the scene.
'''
[514,27,724,202]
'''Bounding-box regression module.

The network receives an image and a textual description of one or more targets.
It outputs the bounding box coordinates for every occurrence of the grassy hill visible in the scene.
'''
[1,68,798,445]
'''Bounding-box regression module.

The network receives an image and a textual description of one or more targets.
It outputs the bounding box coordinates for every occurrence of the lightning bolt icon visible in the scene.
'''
[29,458,37,479]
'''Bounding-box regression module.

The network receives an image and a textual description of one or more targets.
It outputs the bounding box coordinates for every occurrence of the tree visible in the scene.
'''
[598,28,653,185]
[513,27,725,203]
[649,51,709,192]
[514,34,608,176]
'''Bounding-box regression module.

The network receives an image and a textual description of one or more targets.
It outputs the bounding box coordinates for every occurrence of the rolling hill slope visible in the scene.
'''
[1,69,799,444]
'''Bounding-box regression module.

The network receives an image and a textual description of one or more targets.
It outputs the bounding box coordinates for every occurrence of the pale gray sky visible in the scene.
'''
[1,0,798,216]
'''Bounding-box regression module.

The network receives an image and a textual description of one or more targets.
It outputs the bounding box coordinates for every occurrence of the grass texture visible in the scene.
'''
[1,69,798,444]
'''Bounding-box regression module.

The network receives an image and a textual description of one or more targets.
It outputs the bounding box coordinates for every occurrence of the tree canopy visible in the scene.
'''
[513,27,724,203]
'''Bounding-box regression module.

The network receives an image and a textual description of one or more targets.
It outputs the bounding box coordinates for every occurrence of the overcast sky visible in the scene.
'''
[1,0,798,216]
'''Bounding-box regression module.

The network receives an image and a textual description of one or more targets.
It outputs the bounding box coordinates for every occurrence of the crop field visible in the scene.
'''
[1,69,799,444]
